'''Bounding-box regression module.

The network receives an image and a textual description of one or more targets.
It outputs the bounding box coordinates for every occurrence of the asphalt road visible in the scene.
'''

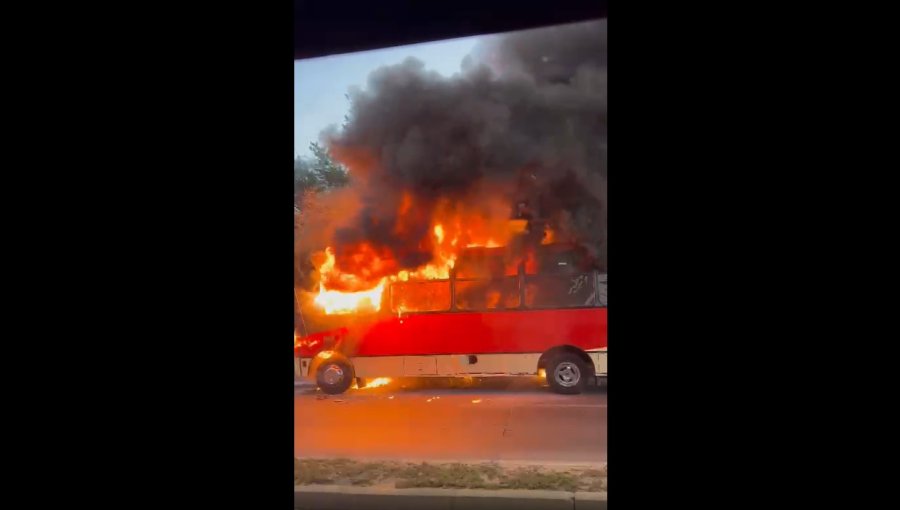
[294,378,606,465]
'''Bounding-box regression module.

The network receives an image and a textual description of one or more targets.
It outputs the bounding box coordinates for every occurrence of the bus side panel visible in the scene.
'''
[350,353,543,378]
[354,308,606,357]
[403,356,438,376]
[352,356,405,378]
[589,350,607,376]
[461,353,542,375]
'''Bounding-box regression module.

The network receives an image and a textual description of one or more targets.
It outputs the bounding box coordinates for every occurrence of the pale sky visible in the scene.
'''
[294,36,482,158]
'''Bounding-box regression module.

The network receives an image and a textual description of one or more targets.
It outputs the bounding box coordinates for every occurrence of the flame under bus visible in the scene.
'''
[295,243,607,394]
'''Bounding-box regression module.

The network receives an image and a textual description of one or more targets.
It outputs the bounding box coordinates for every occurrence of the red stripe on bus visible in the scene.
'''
[341,308,606,357]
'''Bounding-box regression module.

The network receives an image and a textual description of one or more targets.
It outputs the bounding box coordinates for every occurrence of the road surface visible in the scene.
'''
[294,378,606,465]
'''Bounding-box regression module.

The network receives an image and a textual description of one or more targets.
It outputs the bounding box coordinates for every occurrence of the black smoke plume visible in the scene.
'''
[323,19,607,276]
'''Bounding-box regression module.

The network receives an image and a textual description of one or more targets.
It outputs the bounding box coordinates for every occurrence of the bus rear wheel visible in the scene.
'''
[316,359,354,395]
[547,353,588,395]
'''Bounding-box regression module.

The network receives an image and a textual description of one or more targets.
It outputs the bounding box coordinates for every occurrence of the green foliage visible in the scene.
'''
[294,142,349,209]
[309,142,349,189]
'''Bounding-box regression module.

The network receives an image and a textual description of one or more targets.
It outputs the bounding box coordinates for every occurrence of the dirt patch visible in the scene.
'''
[295,458,404,486]
[393,462,504,489]
[295,458,606,492]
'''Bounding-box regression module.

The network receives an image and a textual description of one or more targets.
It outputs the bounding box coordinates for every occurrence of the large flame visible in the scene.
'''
[312,248,388,314]
[310,196,547,315]
[313,278,387,315]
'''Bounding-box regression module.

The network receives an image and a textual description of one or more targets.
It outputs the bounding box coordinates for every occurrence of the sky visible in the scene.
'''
[294,36,481,158]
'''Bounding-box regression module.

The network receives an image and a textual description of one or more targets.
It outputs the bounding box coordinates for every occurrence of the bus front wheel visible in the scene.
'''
[547,353,588,395]
[316,359,354,395]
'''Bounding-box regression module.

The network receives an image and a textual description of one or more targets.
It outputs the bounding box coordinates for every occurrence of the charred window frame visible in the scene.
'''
[389,279,452,314]
[523,271,604,310]
[388,267,606,314]
[453,274,522,311]
[451,262,605,312]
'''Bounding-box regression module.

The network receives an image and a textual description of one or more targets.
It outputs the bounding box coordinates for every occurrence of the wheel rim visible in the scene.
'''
[554,362,581,387]
[322,364,344,386]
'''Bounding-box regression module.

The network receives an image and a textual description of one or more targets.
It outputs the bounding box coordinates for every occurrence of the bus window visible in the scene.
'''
[525,273,599,309]
[455,247,516,279]
[595,273,607,307]
[390,280,451,313]
[455,276,520,311]
[529,242,596,275]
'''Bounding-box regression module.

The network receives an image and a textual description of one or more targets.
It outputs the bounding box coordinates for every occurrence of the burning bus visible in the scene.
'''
[295,221,607,395]
[293,20,608,395]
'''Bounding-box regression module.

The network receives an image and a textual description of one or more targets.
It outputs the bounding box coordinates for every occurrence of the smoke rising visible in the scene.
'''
[321,19,607,276]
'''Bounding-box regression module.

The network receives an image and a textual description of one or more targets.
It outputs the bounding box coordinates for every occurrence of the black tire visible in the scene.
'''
[316,359,354,395]
[546,353,588,394]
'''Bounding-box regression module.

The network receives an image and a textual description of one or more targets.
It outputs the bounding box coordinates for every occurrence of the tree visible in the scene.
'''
[295,140,351,292]
[294,142,349,217]
[294,142,349,211]
[309,142,349,189]
[294,157,319,197]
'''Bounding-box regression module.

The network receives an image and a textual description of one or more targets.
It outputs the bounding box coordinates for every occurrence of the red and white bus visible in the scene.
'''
[295,243,607,394]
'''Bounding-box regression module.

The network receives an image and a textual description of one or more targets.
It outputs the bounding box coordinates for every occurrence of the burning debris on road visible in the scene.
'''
[352,377,392,390]
[299,19,606,315]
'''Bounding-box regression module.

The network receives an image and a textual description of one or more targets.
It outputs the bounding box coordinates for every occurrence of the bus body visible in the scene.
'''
[295,244,607,394]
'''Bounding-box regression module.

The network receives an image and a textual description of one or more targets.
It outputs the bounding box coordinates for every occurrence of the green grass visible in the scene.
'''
[295,458,606,492]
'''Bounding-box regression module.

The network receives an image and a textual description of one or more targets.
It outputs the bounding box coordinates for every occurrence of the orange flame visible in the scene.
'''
[542,228,555,245]
[313,249,388,314]
[466,239,501,248]
[313,280,386,315]
[360,377,392,389]
[312,194,535,315]
[313,221,459,314]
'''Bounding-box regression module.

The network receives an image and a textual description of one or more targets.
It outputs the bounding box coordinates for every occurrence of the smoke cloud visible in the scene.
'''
[322,19,607,276]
